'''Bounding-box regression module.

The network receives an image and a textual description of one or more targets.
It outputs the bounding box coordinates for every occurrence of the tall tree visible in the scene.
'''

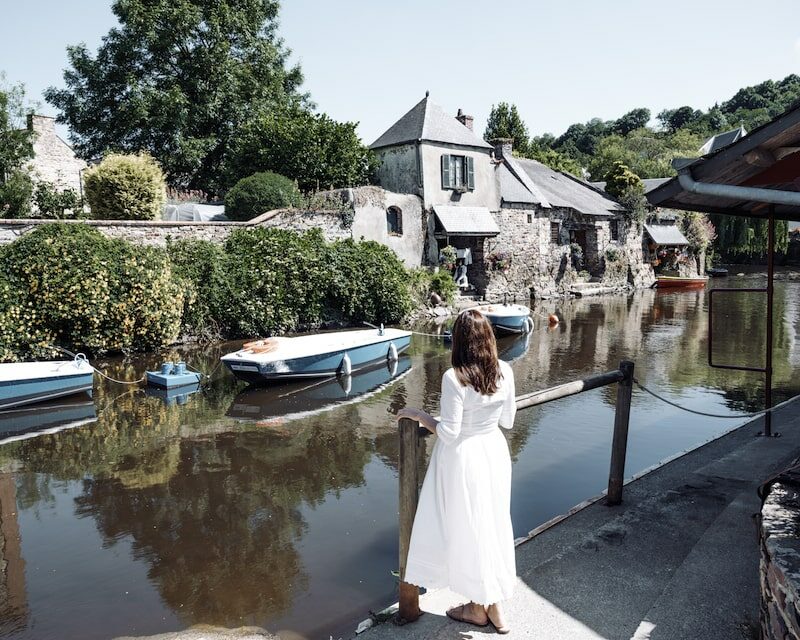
[45,0,306,195]
[226,106,377,192]
[484,103,530,155]
[612,108,650,136]
[0,75,34,217]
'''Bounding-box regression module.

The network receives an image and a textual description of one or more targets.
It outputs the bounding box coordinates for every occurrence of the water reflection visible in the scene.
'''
[227,357,412,424]
[0,273,797,640]
[0,397,96,443]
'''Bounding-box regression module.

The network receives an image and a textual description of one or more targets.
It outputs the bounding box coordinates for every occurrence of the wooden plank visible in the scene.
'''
[515,370,623,411]
[397,417,421,623]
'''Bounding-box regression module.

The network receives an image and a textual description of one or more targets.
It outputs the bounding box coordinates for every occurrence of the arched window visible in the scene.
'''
[387,206,403,235]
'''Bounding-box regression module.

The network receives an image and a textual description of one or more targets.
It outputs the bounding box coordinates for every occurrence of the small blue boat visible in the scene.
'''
[221,327,413,384]
[227,356,412,422]
[475,303,533,335]
[0,359,94,410]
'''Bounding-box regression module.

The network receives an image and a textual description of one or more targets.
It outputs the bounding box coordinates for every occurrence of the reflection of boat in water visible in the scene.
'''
[227,356,412,422]
[497,332,531,363]
[221,328,412,384]
[0,396,96,442]
[144,382,202,406]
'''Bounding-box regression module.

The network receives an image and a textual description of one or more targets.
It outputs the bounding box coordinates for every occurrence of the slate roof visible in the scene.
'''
[432,205,500,236]
[510,158,624,216]
[644,223,689,246]
[370,96,492,150]
[592,178,671,194]
[698,125,747,155]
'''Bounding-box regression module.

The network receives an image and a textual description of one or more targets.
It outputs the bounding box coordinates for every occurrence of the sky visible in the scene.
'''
[0,0,798,144]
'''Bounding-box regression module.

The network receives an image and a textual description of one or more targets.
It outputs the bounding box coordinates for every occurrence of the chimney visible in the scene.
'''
[456,108,474,131]
[490,138,514,160]
[27,113,56,134]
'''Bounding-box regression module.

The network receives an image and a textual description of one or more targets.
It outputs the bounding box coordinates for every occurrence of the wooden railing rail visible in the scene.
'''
[395,360,634,624]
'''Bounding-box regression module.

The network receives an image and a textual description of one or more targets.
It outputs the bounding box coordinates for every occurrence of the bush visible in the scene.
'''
[167,239,228,341]
[225,171,302,222]
[83,153,166,220]
[33,182,83,219]
[326,239,413,323]
[0,170,33,218]
[0,224,184,361]
[409,268,458,306]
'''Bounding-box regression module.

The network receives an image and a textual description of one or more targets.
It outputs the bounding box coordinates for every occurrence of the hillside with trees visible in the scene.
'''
[485,74,800,260]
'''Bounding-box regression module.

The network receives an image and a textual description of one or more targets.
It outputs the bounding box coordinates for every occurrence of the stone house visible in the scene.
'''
[370,95,653,299]
[25,114,87,195]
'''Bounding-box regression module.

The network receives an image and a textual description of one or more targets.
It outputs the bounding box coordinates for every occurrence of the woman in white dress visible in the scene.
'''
[397,309,516,633]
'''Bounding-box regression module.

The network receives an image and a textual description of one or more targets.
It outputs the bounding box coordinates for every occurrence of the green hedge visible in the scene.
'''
[0,224,185,361]
[0,224,417,361]
[170,228,412,340]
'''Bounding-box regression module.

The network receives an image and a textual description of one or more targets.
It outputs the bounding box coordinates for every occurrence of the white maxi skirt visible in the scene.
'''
[403,427,516,605]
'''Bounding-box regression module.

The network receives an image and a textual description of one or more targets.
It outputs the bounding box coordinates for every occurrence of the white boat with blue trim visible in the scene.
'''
[475,303,533,335]
[0,359,94,410]
[221,327,413,384]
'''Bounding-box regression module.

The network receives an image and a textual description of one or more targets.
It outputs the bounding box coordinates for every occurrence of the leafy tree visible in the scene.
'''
[225,107,377,192]
[32,182,82,219]
[527,146,583,176]
[484,103,531,155]
[603,162,643,199]
[612,108,650,136]
[45,0,306,194]
[657,106,702,133]
[0,76,34,218]
[709,214,788,260]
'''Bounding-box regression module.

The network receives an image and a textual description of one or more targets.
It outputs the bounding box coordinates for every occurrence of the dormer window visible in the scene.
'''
[441,155,475,191]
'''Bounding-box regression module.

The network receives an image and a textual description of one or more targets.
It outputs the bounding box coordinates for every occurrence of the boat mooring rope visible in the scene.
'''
[632,377,798,419]
[50,346,146,385]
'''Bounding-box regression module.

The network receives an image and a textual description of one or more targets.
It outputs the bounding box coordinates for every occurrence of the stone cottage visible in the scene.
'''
[370,95,653,300]
[25,114,87,195]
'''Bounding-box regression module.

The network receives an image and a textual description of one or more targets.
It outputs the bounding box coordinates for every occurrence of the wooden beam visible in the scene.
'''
[743,147,775,168]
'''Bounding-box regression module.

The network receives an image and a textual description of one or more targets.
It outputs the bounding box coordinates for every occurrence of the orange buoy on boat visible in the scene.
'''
[243,338,279,354]
[548,314,559,326]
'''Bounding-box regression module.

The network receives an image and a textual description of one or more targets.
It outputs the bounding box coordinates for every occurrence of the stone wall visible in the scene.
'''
[759,467,800,640]
[477,206,653,302]
[26,115,87,194]
[0,187,429,268]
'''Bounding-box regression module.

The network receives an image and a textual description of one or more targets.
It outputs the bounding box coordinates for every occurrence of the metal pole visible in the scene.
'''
[397,417,421,624]
[765,207,775,436]
[607,361,634,506]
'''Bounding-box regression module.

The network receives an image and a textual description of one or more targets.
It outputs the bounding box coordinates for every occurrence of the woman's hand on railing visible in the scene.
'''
[396,408,438,433]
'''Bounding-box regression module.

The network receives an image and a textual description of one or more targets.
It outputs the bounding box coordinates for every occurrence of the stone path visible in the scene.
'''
[362,399,800,640]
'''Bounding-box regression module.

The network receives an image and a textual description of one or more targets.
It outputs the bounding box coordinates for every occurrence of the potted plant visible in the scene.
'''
[439,245,457,271]
[485,249,512,272]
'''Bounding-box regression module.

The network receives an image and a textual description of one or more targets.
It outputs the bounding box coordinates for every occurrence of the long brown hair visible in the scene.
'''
[451,309,502,395]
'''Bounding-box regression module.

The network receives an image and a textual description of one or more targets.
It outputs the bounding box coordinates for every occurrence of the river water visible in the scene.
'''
[1,269,798,640]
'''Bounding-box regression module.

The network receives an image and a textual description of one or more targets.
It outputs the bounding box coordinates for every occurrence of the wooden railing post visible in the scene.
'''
[607,360,634,506]
[397,417,421,624]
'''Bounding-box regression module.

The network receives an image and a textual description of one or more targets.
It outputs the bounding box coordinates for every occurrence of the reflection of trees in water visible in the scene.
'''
[71,408,374,626]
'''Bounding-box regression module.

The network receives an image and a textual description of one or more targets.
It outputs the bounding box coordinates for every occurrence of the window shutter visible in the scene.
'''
[441,155,451,189]
[466,156,475,190]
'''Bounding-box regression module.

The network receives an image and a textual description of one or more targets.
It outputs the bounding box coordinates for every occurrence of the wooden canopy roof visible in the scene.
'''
[647,103,800,221]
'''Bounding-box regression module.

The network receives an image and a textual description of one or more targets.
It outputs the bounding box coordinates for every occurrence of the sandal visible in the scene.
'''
[486,608,511,634]
[446,604,489,627]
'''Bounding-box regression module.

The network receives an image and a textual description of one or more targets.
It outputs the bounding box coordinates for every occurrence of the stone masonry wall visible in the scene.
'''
[0,187,428,268]
[479,206,653,302]
[759,471,800,640]
[26,115,87,194]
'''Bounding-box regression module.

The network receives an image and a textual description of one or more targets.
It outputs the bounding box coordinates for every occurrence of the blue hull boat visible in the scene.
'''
[475,303,533,335]
[0,360,94,410]
[0,397,96,442]
[227,356,412,422]
[221,328,413,384]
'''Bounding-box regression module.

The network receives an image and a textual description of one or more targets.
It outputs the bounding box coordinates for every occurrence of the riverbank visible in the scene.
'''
[362,398,800,640]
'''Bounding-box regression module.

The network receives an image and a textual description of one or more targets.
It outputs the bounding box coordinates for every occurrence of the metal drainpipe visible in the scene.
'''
[676,170,800,207]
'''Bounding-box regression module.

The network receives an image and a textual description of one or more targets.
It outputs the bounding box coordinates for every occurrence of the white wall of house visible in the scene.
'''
[27,115,87,195]
[373,144,420,197]
[420,142,497,209]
